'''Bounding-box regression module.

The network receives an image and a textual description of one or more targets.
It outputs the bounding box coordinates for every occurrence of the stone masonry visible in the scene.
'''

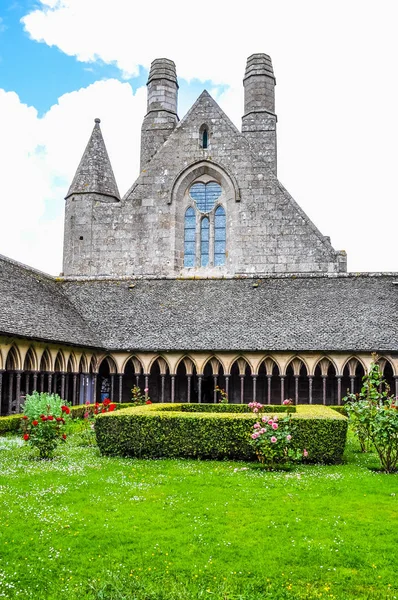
[62,54,347,278]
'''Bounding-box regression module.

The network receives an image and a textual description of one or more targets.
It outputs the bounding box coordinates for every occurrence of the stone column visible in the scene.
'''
[144,375,149,398]
[294,375,299,404]
[171,375,175,403]
[33,372,38,392]
[53,373,58,395]
[336,376,342,405]
[198,375,203,403]
[40,372,44,392]
[8,372,14,414]
[350,376,355,394]
[240,375,244,404]
[267,375,272,405]
[308,375,313,404]
[110,374,115,402]
[394,376,398,399]
[135,374,140,387]
[48,372,53,394]
[0,371,3,413]
[83,375,89,404]
[280,376,285,404]
[92,374,97,405]
[61,373,66,400]
[225,375,230,398]
[119,374,123,403]
[322,375,327,405]
[26,373,30,395]
[252,375,257,402]
[15,371,22,413]
[72,373,78,405]
[161,374,165,403]
[187,375,191,403]
[213,375,218,403]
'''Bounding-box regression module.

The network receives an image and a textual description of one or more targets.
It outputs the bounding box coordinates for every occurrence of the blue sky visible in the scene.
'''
[0,0,397,274]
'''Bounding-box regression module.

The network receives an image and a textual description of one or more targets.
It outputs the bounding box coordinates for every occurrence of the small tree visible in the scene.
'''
[344,355,398,473]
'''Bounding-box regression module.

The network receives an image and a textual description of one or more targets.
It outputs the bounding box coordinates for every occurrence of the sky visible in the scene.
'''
[0,0,397,275]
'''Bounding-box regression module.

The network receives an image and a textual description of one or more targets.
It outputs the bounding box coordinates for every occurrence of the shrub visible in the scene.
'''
[0,415,21,434]
[95,403,347,464]
[249,414,305,469]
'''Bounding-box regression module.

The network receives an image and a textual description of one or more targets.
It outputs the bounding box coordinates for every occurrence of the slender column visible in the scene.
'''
[171,375,175,403]
[92,374,97,404]
[0,371,3,414]
[161,374,165,403]
[119,374,123,403]
[187,375,191,403]
[72,373,77,405]
[252,375,257,402]
[26,373,30,395]
[15,371,22,413]
[8,373,14,414]
[225,375,230,398]
[322,375,327,405]
[267,375,272,404]
[83,374,89,404]
[350,376,355,394]
[110,374,115,402]
[336,376,342,405]
[308,375,313,404]
[53,373,58,395]
[394,376,398,400]
[280,376,285,404]
[135,374,140,387]
[213,375,218,403]
[48,372,53,394]
[144,375,149,397]
[33,372,38,392]
[240,375,244,404]
[294,375,299,404]
[198,375,203,403]
[40,372,44,392]
[61,373,66,400]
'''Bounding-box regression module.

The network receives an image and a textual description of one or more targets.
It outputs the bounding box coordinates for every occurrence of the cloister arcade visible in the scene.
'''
[1,337,397,415]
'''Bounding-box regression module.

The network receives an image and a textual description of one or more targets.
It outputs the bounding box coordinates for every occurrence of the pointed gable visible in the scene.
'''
[66,118,120,201]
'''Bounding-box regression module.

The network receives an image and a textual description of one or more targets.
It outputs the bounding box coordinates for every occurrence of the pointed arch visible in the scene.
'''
[121,354,144,375]
[79,354,88,374]
[175,354,199,374]
[54,350,66,373]
[67,353,78,373]
[199,123,209,149]
[202,355,226,376]
[5,345,21,371]
[97,354,117,374]
[24,346,38,371]
[313,355,338,377]
[341,355,367,376]
[258,355,281,376]
[40,348,52,372]
[148,354,171,374]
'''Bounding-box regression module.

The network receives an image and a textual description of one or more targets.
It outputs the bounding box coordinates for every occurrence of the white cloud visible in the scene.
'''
[2,0,397,273]
[0,80,146,274]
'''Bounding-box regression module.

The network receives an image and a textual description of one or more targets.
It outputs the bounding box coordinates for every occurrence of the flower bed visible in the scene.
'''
[95,404,347,464]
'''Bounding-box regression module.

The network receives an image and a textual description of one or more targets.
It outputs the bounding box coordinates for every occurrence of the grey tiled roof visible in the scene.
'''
[0,255,100,347]
[61,275,398,353]
[1,255,397,352]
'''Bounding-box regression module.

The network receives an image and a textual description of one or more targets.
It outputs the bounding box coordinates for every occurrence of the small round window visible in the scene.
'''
[189,182,221,213]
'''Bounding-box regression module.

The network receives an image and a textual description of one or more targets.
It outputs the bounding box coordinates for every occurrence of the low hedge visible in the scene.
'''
[329,405,348,416]
[152,403,296,414]
[0,415,22,435]
[95,403,348,464]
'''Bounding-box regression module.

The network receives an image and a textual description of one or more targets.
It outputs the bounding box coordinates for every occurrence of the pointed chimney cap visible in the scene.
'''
[66,119,120,201]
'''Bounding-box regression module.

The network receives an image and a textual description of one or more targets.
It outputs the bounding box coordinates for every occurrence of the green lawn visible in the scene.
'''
[0,428,397,600]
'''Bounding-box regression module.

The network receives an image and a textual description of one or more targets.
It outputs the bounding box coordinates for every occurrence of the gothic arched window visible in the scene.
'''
[184,207,196,267]
[201,217,210,267]
[214,206,226,266]
[190,182,221,212]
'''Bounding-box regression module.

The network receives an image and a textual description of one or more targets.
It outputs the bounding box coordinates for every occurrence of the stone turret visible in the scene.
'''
[242,53,277,173]
[140,58,179,169]
[63,118,120,276]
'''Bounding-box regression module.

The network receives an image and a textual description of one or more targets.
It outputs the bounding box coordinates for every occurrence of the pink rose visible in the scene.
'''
[270,436,277,443]
[260,428,266,434]
[303,449,309,458]
[272,423,278,430]
[144,388,149,393]
[268,419,273,425]
[251,433,259,440]
[253,408,258,413]
[286,435,292,441]
[261,416,267,423]
[253,423,260,429]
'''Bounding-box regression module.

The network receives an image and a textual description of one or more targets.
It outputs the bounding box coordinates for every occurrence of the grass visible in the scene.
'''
[0,424,397,600]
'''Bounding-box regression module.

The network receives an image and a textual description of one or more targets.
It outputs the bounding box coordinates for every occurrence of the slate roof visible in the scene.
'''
[65,119,120,201]
[0,255,100,348]
[1,256,397,352]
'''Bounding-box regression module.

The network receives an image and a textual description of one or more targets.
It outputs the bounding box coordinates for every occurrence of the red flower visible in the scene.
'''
[22,415,28,420]
[32,420,39,426]
[48,415,54,421]
[94,409,98,415]
[145,400,152,405]
[103,398,111,406]
[23,433,30,441]
[95,403,100,407]
[61,405,70,414]
[62,434,67,440]
[109,403,117,411]
[56,417,62,422]
[41,416,47,421]
[101,408,106,413]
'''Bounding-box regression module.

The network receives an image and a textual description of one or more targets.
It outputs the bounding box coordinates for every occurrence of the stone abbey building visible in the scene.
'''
[1,54,397,413]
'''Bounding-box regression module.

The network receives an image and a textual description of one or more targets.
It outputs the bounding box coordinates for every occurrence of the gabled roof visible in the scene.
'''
[66,118,120,201]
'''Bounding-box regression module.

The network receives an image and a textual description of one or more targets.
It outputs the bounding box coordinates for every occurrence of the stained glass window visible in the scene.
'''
[190,182,221,213]
[184,207,196,267]
[201,217,210,267]
[214,206,226,266]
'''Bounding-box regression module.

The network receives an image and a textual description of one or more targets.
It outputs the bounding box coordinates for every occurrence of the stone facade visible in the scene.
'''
[62,54,346,278]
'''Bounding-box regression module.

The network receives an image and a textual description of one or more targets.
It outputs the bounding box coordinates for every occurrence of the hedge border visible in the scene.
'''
[95,403,348,464]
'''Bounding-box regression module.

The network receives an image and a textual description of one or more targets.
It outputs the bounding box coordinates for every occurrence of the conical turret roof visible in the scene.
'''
[66,118,120,200]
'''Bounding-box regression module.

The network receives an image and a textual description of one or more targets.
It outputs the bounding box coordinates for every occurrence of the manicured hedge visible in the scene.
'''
[329,406,348,416]
[153,403,296,414]
[0,415,22,434]
[95,403,347,464]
